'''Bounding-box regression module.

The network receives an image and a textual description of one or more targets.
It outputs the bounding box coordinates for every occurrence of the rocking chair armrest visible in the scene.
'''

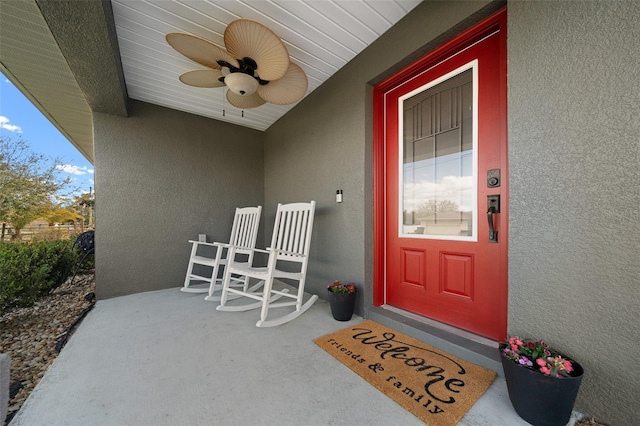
[188,241,230,249]
[226,245,268,257]
[266,247,306,258]
[232,246,270,255]
[188,240,217,247]
[211,242,230,248]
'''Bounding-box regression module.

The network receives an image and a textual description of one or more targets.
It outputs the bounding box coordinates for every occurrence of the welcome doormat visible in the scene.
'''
[314,320,496,425]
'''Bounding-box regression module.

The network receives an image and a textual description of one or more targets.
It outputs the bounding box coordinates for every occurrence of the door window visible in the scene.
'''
[399,63,477,241]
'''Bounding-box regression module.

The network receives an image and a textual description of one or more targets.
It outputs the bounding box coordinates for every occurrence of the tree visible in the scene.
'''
[74,192,95,209]
[71,192,95,228]
[415,199,460,216]
[41,203,83,226]
[0,134,74,240]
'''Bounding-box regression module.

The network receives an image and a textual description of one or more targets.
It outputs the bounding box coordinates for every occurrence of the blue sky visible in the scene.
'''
[0,72,94,197]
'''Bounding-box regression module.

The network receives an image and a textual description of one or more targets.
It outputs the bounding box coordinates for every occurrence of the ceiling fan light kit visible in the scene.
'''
[224,72,258,96]
[166,19,308,109]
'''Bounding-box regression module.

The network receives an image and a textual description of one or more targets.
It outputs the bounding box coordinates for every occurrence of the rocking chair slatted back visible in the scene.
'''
[271,202,314,261]
[231,207,261,254]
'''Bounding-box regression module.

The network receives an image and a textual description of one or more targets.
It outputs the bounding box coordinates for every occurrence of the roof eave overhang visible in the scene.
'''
[0,0,129,164]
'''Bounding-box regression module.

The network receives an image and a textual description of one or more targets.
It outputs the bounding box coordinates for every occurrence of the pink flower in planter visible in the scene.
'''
[502,336,577,378]
[563,360,574,373]
[327,280,356,294]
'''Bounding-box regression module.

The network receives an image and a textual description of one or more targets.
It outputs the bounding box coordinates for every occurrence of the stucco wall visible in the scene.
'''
[94,100,264,298]
[507,2,640,424]
[264,0,499,314]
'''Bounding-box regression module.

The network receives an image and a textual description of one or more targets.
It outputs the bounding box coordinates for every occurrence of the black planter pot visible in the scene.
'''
[327,290,356,321]
[499,344,584,426]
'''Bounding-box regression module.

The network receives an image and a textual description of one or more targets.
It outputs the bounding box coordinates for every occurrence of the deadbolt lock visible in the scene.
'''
[487,169,501,188]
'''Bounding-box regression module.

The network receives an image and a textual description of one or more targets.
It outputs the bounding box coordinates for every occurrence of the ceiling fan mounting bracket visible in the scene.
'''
[242,57,258,72]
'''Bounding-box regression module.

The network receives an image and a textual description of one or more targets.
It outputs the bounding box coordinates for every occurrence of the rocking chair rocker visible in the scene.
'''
[181,206,261,301]
[217,201,317,327]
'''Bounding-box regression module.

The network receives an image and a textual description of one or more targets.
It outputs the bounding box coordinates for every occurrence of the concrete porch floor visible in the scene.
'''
[11,287,584,425]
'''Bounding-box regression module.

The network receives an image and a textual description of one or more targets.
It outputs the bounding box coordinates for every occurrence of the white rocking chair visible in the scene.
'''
[181,206,261,302]
[217,201,318,327]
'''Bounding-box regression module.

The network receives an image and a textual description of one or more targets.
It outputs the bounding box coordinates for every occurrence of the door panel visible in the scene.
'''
[374,10,507,341]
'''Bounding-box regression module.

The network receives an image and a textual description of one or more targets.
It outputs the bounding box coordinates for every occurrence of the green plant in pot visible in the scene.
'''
[499,336,584,426]
[326,280,356,321]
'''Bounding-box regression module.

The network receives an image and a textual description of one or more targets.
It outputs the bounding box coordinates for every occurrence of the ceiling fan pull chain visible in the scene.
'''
[222,87,226,117]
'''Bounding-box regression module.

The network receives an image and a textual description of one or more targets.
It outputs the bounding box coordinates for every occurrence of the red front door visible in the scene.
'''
[373,10,507,340]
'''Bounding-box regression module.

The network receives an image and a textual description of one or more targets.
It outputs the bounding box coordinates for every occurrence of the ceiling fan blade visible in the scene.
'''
[226,90,266,109]
[257,62,308,105]
[179,69,224,88]
[166,32,239,70]
[224,19,289,81]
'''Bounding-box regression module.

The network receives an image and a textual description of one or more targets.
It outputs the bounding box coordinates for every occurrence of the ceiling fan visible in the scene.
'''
[166,19,308,109]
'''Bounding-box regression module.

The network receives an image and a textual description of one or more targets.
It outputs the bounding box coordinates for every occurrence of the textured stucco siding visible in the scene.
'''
[264,0,499,314]
[94,101,264,299]
[507,2,640,424]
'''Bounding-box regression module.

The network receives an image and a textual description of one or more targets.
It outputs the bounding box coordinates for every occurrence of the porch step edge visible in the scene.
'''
[366,307,504,377]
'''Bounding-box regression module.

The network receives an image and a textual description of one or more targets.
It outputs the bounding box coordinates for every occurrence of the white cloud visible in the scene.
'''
[0,116,22,133]
[56,164,93,175]
[403,175,474,212]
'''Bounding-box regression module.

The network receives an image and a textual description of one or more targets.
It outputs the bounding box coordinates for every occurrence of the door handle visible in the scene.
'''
[487,195,500,243]
[487,206,498,243]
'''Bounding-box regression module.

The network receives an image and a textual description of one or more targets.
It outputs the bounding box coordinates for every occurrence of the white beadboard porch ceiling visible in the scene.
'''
[111,0,422,131]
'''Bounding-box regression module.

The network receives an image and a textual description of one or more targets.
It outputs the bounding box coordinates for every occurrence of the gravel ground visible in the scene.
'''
[1,272,95,425]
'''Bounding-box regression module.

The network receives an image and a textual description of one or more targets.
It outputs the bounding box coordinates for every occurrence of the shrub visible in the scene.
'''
[0,238,79,315]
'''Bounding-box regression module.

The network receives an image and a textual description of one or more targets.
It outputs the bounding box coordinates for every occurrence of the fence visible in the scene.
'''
[0,224,85,242]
